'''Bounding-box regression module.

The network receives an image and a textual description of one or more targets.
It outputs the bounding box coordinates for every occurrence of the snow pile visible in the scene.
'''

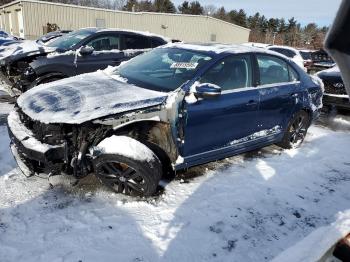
[1,117,350,261]
[17,71,168,124]
[93,135,156,162]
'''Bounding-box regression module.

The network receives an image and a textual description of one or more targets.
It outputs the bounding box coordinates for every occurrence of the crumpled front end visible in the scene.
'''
[0,60,37,96]
[7,110,68,176]
[8,105,118,179]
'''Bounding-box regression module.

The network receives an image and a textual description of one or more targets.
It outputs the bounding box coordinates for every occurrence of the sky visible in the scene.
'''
[172,0,342,27]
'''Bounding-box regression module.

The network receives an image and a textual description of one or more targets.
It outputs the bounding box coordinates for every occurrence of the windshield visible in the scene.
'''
[117,48,213,92]
[46,29,95,50]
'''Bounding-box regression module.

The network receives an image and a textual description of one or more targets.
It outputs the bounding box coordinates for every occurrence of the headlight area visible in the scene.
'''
[16,64,37,93]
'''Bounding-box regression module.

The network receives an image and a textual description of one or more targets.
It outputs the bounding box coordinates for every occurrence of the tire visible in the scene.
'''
[92,149,162,197]
[277,110,310,149]
[38,76,63,85]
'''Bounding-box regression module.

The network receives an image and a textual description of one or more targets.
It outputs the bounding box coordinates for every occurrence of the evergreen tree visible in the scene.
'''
[154,0,176,13]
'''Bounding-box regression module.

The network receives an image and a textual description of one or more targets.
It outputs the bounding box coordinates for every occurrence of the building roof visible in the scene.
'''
[0,0,250,32]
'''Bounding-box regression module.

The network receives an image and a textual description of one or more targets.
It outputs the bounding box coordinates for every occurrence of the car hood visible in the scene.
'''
[0,40,55,62]
[317,66,341,78]
[17,71,168,124]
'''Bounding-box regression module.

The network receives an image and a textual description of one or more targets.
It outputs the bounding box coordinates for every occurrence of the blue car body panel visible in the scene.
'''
[172,49,322,170]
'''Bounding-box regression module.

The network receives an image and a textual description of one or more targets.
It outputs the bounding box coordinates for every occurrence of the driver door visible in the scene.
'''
[76,33,124,74]
[183,54,261,157]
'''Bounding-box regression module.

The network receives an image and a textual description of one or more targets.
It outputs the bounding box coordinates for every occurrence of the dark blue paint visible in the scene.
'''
[174,50,322,170]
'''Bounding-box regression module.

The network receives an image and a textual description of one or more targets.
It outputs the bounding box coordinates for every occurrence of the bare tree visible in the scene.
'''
[203,4,216,16]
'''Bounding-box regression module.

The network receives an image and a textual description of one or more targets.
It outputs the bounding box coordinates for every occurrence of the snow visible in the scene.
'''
[92,135,156,162]
[230,126,281,145]
[17,71,168,124]
[1,110,350,261]
[7,111,63,153]
[271,210,350,262]
[159,42,264,55]
[0,40,52,60]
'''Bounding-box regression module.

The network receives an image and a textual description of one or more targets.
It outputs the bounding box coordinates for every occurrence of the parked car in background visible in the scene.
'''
[311,49,335,71]
[8,43,323,197]
[299,49,314,71]
[0,29,21,47]
[0,28,169,96]
[242,42,271,49]
[0,29,10,38]
[267,45,307,71]
[316,66,349,110]
[36,30,72,45]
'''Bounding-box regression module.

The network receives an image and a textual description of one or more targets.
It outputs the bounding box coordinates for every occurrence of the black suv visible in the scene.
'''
[316,66,350,110]
[0,28,168,96]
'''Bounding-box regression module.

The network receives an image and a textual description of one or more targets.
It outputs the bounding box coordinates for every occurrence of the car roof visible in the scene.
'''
[159,42,285,57]
[268,45,299,52]
[78,27,170,42]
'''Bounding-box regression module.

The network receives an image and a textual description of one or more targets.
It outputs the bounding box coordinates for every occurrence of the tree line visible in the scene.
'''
[2,0,329,49]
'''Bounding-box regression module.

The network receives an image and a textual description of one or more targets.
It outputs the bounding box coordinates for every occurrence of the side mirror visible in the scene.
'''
[79,46,94,56]
[195,83,221,99]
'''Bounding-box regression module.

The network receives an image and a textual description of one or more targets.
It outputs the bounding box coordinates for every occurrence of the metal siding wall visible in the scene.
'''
[20,1,250,42]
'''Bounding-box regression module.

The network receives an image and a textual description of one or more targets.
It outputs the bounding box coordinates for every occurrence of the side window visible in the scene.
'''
[200,55,253,91]
[257,55,290,85]
[86,35,120,51]
[123,34,151,50]
[289,66,299,82]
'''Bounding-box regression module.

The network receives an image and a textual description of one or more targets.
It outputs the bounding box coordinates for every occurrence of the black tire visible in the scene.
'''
[92,147,162,197]
[277,110,310,149]
[38,76,63,85]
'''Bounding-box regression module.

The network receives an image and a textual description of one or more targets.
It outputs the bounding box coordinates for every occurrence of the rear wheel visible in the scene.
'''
[277,110,310,149]
[93,152,162,197]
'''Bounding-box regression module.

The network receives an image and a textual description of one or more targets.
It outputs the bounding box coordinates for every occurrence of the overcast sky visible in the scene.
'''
[172,0,342,27]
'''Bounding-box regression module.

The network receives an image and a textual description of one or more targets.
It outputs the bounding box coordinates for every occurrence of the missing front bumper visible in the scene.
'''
[8,111,66,171]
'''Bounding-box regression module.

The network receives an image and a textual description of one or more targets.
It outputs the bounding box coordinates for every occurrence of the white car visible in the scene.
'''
[267,45,307,72]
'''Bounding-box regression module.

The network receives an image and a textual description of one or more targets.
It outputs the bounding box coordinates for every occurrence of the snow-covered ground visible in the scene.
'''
[1,107,350,261]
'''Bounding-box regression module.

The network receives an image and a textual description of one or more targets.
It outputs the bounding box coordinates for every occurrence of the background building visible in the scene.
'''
[0,0,250,43]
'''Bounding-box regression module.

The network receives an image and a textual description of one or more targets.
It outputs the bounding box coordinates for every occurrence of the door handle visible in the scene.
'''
[246,100,258,106]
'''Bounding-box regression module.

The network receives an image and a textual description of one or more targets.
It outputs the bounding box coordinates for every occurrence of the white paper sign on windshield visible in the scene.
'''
[170,62,198,69]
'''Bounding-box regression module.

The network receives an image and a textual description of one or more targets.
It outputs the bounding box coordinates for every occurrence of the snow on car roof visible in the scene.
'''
[159,42,282,56]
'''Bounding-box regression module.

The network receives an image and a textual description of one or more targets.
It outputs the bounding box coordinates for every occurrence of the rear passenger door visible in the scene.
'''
[255,54,300,131]
[76,33,125,74]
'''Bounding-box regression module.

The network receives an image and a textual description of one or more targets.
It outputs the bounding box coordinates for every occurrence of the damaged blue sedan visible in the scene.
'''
[8,43,323,196]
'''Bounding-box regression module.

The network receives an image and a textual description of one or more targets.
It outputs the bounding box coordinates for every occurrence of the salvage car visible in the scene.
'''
[0,28,168,96]
[267,45,307,72]
[317,66,350,110]
[8,43,323,197]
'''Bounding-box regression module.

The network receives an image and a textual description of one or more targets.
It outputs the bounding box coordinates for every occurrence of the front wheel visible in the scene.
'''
[277,111,310,149]
[93,150,162,197]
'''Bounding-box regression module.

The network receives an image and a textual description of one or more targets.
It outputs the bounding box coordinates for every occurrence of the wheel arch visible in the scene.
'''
[101,120,179,175]
[34,72,68,86]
